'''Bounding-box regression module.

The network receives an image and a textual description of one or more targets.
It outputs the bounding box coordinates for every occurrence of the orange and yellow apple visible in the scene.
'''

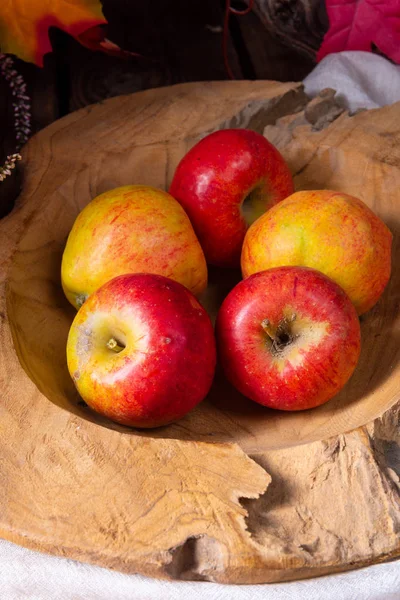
[61,185,207,309]
[241,190,392,315]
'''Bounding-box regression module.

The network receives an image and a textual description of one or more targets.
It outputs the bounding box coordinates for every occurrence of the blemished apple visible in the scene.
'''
[169,128,294,267]
[216,266,361,411]
[67,273,216,428]
[61,185,208,310]
[241,189,392,315]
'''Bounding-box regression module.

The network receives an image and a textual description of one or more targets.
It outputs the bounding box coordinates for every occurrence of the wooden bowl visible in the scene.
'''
[0,80,399,583]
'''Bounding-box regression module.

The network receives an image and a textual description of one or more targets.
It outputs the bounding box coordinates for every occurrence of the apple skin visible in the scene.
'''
[216,266,361,411]
[169,129,294,268]
[67,273,216,428]
[61,185,208,310]
[241,190,392,315]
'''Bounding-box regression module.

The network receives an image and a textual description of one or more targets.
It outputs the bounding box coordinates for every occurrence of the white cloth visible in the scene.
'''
[304,51,400,112]
[0,538,399,600]
[2,51,400,599]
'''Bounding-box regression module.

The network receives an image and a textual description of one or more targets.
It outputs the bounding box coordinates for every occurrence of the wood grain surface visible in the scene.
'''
[0,80,399,583]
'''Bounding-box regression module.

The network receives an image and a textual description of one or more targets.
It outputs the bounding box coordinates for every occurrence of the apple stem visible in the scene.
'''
[261,314,297,354]
[261,319,277,341]
[106,337,125,353]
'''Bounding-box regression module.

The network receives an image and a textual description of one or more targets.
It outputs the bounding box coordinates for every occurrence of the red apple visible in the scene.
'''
[67,273,216,427]
[216,266,361,411]
[169,128,294,267]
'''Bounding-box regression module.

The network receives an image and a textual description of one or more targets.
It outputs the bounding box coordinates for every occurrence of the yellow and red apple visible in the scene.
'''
[216,266,361,411]
[61,185,207,309]
[241,190,392,315]
[67,273,216,428]
[169,128,294,267]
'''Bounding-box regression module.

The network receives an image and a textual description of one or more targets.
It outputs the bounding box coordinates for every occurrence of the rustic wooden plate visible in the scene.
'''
[0,81,399,583]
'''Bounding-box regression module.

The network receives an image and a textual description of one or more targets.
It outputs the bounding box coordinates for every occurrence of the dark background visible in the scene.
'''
[0,0,320,216]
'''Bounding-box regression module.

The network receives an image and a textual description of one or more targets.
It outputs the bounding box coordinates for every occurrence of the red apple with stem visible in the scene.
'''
[169,129,294,267]
[216,266,361,411]
[67,273,216,427]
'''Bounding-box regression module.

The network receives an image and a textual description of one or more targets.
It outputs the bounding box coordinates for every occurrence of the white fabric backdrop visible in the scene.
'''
[0,538,399,600]
[2,51,400,599]
[303,51,400,111]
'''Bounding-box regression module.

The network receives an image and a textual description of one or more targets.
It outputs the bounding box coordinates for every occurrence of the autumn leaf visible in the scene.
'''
[0,0,139,66]
[318,0,400,64]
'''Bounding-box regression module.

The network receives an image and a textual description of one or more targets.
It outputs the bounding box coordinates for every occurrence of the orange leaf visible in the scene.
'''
[0,0,136,66]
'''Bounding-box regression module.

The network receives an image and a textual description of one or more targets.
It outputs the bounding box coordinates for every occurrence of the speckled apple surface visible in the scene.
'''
[216,266,361,411]
[169,129,294,267]
[67,273,216,427]
[241,190,392,315]
[62,185,208,308]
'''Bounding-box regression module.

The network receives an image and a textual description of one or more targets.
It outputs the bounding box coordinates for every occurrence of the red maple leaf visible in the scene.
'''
[0,0,141,66]
[318,0,400,64]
